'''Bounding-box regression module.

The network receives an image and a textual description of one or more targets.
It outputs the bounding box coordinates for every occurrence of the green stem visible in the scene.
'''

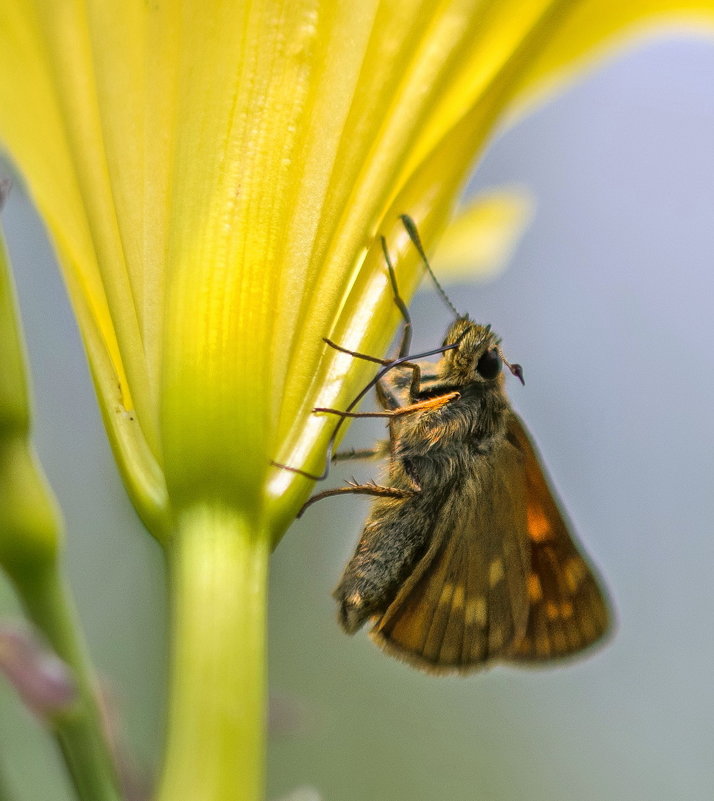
[0,752,12,801]
[18,562,121,801]
[157,504,269,801]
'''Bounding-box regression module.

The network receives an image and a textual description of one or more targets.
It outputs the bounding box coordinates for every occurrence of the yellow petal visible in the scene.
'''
[1,0,713,541]
[432,188,534,282]
[513,1,714,118]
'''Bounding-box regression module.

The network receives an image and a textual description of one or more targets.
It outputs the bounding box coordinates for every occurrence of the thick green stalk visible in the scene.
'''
[157,504,269,801]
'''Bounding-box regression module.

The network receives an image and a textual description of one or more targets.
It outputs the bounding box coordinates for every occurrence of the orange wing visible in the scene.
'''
[504,413,611,662]
[369,438,532,673]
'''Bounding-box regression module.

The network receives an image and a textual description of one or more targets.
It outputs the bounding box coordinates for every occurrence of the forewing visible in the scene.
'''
[504,413,611,661]
[370,439,531,673]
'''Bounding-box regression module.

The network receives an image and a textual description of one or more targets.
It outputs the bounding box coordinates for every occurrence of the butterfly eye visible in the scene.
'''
[476,348,501,380]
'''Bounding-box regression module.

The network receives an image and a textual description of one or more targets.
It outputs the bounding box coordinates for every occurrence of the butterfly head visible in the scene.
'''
[441,316,524,386]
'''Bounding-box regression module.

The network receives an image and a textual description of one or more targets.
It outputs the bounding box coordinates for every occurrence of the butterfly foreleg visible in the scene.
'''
[321,231,412,366]
[313,391,459,420]
[375,358,441,409]
[298,480,415,517]
[374,360,423,410]
[332,443,389,462]
[322,337,393,366]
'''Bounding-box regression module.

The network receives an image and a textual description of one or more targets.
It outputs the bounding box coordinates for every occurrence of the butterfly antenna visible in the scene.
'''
[400,214,460,319]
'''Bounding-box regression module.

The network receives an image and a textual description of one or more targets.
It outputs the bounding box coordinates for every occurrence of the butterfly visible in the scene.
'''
[300,217,611,673]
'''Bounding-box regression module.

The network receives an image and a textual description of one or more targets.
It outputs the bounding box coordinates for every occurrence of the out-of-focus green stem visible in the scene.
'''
[17,563,121,801]
[0,752,11,801]
[157,504,269,801]
[0,206,120,801]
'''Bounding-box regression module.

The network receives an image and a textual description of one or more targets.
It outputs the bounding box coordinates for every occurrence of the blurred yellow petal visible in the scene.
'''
[2,0,714,537]
[514,1,714,114]
[432,188,534,282]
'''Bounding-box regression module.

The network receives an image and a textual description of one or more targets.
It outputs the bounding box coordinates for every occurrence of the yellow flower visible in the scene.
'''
[1,2,713,800]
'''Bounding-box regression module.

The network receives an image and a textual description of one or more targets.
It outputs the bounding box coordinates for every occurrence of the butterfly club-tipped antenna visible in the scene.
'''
[399,214,460,319]
[401,214,525,386]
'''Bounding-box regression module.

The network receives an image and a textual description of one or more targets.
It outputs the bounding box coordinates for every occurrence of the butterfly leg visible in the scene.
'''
[300,393,455,513]
[272,228,426,483]
[321,233,412,367]
[321,338,393,366]
[333,442,389,462]
[372,357,433,410]
[314,391,459,420]
[298,480,414,517]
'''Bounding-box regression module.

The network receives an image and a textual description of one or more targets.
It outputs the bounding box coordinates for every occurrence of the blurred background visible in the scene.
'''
[1,30,714,801]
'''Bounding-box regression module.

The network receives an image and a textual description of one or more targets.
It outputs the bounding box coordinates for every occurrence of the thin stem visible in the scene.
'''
[0,751,13,801]
[157,504,269,801]
[18,563,121,801]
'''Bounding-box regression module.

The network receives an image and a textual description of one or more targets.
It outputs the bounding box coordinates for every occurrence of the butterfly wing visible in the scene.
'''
[504,413,611,662]
[370,437,531,673]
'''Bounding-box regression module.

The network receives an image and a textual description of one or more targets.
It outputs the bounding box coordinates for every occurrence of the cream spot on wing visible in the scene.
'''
[564,558,586,592]
[546,600,560,620]
[527,573,543,602]
[465,596,487,628]
[488,558,504,587]
[438,583,454,606]
[560,601,574,619]
[451,584,465,608]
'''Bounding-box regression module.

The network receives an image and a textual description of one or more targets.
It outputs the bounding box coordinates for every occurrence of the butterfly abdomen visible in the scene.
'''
[333,489,450,634]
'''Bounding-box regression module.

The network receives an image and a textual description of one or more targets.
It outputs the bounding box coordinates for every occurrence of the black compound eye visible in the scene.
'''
[476,348,501,380]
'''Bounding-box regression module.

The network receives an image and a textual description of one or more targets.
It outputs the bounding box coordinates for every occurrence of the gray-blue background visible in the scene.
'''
[1,33,713,801]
